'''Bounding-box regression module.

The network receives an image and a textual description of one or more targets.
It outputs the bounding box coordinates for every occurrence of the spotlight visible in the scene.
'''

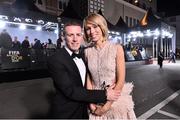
[19,24,26,30]
[54,29,58,34]
[36,26,42,31]
[0,21,6,28]
[0,15,8,21]
[14,17,21,22]
[37,20,44,24]
[25,18,33,23]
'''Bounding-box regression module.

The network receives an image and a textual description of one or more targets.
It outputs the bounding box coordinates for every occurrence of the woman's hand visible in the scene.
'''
[94,105,110,116]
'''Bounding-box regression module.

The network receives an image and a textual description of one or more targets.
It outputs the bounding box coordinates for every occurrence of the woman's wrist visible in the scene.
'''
[102,103,112,113]
[102,106,108,113]
[91,108,97,114]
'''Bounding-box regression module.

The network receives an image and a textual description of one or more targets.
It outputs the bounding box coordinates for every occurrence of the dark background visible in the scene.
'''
[11,0,180,17]
[157,0,180,17]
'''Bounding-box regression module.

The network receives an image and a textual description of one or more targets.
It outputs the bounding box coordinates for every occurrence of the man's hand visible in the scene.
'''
[90,103,96,112]
[106,84,120,101]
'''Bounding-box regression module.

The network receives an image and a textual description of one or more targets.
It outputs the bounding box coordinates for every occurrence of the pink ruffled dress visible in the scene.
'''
[85,41,136,120]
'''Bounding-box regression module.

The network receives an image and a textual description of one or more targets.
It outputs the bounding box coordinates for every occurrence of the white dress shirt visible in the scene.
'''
[65,47,86,86]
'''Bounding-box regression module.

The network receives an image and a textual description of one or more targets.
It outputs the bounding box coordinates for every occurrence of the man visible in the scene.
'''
[168,50,176,63]
[21,36,30,49]
[0,29,12,49]
[12,36,21,49]
[56,32,64,49]
[47,21,120,119]
[158,49,164,68]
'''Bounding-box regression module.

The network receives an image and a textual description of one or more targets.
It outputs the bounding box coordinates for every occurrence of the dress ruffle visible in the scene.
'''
[89,83,137,120]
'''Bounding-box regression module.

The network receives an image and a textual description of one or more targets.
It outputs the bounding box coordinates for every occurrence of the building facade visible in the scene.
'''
[34,0,156,29]
[35,0,176,59]
[165,16,180,50]
[123,0,157,12]
[0,0,16,5]
[34,0,69,16]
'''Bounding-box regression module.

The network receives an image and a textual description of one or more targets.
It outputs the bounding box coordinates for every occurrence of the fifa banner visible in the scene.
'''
[1,48,31,70]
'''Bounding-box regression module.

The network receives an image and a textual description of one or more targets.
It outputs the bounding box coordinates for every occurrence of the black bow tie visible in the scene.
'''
[71,52,82,58]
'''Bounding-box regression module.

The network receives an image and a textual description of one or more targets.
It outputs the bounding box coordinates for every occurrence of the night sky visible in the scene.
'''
[157,0,180,17]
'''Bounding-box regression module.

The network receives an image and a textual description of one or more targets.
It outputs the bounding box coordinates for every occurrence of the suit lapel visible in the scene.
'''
[62,48,84,86]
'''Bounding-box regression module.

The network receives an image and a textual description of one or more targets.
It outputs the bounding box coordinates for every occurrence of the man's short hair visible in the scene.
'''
[63,21,82,35]
[64,21,82,28]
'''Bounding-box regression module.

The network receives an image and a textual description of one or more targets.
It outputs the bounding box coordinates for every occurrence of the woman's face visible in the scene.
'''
[85,22,103,43]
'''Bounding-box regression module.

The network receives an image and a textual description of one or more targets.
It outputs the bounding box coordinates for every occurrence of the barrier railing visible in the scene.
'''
[0,48,56,72]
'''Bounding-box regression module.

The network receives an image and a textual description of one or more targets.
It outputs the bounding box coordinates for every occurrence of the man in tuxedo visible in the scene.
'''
[47,21,120,119]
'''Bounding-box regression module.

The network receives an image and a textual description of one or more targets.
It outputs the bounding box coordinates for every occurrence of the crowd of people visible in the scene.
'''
[0,29,60,50]
[123,42,148,62]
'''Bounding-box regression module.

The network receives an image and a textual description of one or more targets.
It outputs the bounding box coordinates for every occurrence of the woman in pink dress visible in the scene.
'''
[83,13,136,119]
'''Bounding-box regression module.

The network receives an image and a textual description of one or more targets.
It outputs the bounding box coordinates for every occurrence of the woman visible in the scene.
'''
[83,13,136,119]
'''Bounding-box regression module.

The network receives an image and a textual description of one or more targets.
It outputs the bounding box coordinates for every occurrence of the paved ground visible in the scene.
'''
[127,60,180,119]
[0,77,54,118]
[0,60,179,119]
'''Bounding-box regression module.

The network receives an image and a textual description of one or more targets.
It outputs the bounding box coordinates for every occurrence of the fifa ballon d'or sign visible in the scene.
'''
[1,48,30,70]
[6,51,23,62]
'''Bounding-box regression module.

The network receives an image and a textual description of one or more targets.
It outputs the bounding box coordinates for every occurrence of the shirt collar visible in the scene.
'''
[65,46,79,56]
[65,46,73,56]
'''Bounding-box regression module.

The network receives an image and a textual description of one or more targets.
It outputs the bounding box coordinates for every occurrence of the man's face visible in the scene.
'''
[64,25,83,52]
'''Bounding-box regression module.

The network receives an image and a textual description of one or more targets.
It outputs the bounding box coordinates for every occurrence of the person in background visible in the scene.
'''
[56,33,63,49]
[33,38,42,49]
[21,36,30,49]
[0,29,12,49]
[47,21,120,119]
[12,36,21,49]
[168,50,176,63]
[158,49,164,68]
[46,38,56,49]
[83,13,136,119]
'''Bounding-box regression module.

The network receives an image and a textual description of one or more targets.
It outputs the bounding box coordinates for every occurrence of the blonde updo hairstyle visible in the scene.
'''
[83,13,109,43]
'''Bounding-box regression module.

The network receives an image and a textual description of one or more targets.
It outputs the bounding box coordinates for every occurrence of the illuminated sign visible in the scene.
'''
[6,51,23,62]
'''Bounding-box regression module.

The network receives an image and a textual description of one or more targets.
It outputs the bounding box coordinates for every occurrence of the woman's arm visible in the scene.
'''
[114,44,125,91]
[94,45,125,116]
[86,73,93,90]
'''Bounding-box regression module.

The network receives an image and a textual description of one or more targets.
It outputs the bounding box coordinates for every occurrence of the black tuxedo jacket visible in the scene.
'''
[47,47,106,119]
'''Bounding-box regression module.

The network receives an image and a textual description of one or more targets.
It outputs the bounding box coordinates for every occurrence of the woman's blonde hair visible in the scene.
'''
[83,13,109,43]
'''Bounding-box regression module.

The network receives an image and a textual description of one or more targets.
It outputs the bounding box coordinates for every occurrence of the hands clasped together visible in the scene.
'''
[90,84,120,116]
